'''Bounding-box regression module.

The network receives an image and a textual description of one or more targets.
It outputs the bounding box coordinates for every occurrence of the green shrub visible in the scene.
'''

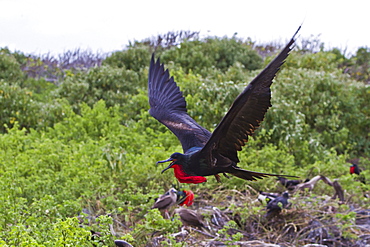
[265,68,370,157]
[282,51,342,72]
[55,66,144,115]
[103,45,151,71]
[0,82,39,131]
[0,49,24,82]
[0,81,67,132]
[344,47,370,82]
[160,36,263,76]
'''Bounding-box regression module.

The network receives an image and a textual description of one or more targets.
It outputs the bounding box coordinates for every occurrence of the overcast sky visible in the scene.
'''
[1,0,368,56]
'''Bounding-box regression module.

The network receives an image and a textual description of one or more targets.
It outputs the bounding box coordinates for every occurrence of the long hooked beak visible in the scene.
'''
[156,158,177,174]
[156,158,173,164]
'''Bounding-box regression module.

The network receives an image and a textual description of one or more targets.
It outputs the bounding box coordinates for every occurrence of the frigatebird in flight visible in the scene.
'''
[148,27,301,184]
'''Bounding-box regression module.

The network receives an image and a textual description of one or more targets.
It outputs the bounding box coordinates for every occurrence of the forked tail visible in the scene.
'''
[229,167,298,181]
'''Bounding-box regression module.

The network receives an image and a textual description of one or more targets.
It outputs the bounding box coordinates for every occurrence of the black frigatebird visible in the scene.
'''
[149,27,301,184]
[176,189,195,206]
[350,163,366,184]
[266,192,290,217]
[350,163,361,175]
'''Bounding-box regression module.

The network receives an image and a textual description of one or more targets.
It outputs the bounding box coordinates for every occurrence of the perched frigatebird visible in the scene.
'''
[350,163,361,175]
[350,163,366,184]
[266,192,290,217]
[176,189,195,206]
[149,27,301,184]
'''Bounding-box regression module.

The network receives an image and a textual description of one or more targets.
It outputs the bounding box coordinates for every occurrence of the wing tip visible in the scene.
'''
[149,53,163,73]
[293,25,301,41]
[287,25,302,51]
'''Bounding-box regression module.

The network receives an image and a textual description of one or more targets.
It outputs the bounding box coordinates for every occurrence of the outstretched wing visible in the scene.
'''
[148,55,211,152]
[200,26,300,165]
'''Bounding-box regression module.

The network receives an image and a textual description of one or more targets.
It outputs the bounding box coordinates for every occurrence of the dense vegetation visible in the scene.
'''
[0,30,369,246]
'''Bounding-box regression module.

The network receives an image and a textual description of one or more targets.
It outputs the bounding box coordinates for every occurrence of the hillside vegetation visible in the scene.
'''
[0,31,369,246]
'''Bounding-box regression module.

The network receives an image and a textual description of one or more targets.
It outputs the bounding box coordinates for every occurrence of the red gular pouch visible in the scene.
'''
[171,164,207,184]
[178,190,195,206]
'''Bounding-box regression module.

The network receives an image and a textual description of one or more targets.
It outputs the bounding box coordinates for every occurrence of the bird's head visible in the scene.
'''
[157,152,184,174]
[282,192,289,199]
[169,188,178,194]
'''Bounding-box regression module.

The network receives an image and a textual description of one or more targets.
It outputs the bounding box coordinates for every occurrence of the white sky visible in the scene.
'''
[1,0,369,56]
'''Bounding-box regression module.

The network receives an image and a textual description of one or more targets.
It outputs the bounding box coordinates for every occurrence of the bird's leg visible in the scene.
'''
[165,210,170,220]
[214,173,230,182]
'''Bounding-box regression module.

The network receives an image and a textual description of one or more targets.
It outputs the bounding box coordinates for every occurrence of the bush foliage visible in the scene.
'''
[0,31,369,246]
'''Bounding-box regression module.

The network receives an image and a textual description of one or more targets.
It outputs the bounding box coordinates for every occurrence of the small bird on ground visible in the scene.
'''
[152,188,195,218]
[152,188,178,219]
[148,27,301,184]
[266,192,289,217]
[174,208,206,229]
